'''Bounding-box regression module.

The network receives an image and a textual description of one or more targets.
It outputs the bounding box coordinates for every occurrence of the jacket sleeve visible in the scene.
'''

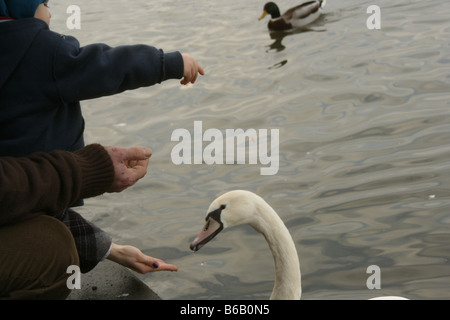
[53,35,184,103]
[0,144,114,226]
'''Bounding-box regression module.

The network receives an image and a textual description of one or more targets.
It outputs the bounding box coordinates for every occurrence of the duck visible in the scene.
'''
[190,190,409,300]
[258,1,326,31]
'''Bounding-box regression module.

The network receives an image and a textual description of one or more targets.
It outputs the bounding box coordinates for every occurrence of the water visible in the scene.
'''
[51,0,450,299]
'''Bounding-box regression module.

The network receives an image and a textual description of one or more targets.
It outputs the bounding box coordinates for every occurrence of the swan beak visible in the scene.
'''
[259,11,268,20]
[190,216,223,252]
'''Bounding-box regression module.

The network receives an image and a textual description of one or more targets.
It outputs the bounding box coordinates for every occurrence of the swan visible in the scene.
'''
[190,190,301,299]
[190,190,409,300]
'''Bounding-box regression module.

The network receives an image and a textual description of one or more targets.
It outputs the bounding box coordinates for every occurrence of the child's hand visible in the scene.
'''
[181,53,205,85]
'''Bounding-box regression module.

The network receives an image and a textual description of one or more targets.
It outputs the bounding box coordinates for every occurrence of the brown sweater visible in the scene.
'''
[0,144,113,226]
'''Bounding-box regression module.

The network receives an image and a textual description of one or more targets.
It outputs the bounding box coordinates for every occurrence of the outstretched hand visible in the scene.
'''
[107,243,178,273]
[102,148,178,273]
[181,53,205,85]
[104,146,152,193]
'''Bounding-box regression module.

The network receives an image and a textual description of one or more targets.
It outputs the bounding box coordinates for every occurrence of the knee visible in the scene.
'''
[34,215,80,283]
[0,215,79,299]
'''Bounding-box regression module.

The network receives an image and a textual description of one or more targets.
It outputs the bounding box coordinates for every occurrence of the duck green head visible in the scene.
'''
[259,2,281,20]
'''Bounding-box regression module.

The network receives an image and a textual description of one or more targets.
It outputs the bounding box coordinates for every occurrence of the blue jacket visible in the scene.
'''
[0,18,184,157]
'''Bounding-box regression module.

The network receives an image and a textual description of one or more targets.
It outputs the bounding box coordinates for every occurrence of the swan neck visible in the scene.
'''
[253,203,301,300]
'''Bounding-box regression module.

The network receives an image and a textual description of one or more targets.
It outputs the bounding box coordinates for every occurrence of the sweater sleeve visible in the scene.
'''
[53,35,184,103]
[0,144,114,226]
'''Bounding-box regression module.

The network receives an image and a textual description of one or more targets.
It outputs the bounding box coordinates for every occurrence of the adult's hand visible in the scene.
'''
[104,146,152,193]
[107,243,178,273]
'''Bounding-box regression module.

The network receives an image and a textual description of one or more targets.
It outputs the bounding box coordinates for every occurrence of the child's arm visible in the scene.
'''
[54,36,203,102]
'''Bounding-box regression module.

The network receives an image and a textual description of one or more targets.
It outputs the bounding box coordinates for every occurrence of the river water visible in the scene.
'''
[51,0,450,299]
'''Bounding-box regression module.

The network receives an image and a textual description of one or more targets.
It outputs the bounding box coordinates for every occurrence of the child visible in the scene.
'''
[0,0,204,157]
[0,0,204,277]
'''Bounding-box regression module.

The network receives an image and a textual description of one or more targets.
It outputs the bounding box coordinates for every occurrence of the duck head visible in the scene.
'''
[259,2,281,20]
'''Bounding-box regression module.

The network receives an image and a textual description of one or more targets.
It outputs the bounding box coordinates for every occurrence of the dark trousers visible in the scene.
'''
[0,215,79,299]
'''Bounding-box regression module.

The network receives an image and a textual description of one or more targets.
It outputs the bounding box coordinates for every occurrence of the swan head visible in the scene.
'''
[190,190,302,300]
[190,190,263,251]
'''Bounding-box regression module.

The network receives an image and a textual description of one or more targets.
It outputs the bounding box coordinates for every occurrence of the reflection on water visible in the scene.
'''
[50,0,450,299]
[264,14,328,71]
